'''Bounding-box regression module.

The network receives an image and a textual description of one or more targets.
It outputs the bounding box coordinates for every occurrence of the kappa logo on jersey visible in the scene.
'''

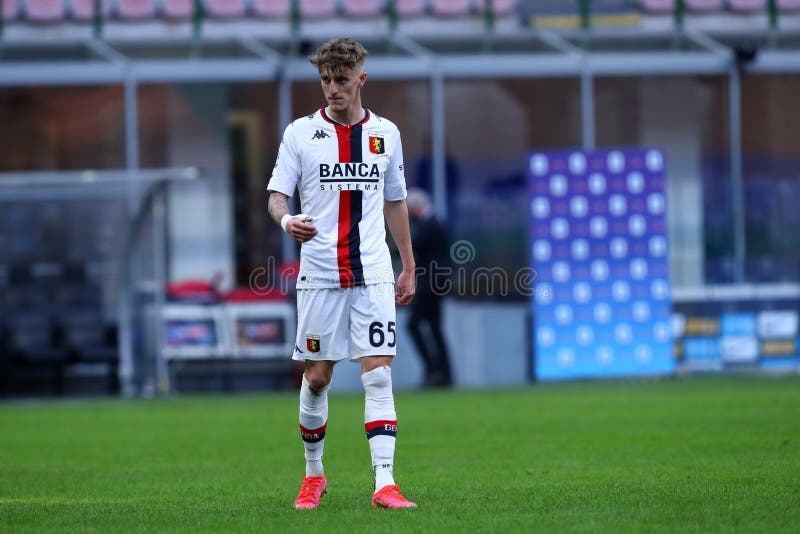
[306,334,321,353]
[369,135,385,155]
[311,129,330,140]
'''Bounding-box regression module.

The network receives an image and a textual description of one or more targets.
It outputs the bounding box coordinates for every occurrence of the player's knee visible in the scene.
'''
[305,373,331,391]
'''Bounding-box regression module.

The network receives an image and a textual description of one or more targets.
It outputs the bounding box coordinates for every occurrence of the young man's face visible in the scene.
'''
[319,64,367,115]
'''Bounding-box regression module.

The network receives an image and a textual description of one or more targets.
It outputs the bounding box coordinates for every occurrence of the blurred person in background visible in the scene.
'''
[267,37,417,510]
[406,188,453,388]
[412,136,460,224]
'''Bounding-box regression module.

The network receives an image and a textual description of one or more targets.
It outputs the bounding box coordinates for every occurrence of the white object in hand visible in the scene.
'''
[281,213,314,232]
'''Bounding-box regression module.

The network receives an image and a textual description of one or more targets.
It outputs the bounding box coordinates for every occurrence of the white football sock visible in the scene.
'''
[299,375,329,477]
[362,366,397,492]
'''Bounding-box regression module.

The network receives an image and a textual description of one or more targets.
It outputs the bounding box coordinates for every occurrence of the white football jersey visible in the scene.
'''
[267,108,407,289]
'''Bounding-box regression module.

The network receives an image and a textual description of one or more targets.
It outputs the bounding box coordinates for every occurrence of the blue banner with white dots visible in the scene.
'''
[529,148,675,380]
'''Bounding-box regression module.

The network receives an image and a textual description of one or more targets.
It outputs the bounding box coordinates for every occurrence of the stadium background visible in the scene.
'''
[0,0,799,396]
[2,3,800,532]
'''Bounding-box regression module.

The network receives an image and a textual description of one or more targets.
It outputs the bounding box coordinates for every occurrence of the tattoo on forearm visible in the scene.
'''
[268,192,289,225]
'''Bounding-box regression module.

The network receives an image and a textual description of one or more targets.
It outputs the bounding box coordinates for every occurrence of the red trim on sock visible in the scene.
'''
[300,421,328,443]
[300,422,327,435]
[365,420,397,432]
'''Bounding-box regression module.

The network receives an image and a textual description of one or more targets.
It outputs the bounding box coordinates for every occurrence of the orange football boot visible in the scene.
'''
[294,476,327,509]
[371,485,417,509]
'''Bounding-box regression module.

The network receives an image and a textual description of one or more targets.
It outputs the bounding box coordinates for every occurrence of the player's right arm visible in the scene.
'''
[267,122,317,243]
[268,192,317,243]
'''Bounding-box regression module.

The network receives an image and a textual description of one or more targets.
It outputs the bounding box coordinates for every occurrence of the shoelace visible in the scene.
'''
[298,479,323,501]
[381,486,403,499]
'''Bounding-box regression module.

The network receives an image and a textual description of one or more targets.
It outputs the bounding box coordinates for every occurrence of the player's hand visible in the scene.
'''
[395,268,415,306]
[286,215,317,243]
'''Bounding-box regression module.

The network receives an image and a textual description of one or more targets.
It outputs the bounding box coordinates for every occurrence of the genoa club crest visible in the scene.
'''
[369,135,385,155]
[306,334,321,353]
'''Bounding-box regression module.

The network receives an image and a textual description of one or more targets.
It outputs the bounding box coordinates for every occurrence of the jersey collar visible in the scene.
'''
[320,107,370,127]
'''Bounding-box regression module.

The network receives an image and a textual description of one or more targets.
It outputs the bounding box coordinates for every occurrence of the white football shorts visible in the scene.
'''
[292,283,397,361]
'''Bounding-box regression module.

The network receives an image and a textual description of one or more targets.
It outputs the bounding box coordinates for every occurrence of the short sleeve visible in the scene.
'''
[383,129,407,201]
[267,123,301,197]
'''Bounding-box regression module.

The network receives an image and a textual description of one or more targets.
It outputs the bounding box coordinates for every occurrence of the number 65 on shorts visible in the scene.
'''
[292,283,398,361]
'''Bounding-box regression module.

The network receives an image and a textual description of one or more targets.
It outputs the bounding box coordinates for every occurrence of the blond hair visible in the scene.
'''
[309,37,368,73]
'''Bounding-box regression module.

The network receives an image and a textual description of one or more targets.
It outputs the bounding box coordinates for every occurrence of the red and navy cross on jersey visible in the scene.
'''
[267,108,407,289]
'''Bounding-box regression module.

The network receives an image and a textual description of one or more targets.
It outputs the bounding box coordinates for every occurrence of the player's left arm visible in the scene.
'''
[384,199,415,306]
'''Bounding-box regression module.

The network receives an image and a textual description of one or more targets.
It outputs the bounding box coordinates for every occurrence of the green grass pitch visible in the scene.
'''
[1,375,799,533]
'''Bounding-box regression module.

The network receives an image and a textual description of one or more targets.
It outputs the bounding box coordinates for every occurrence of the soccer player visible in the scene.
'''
[266,37,417,510]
